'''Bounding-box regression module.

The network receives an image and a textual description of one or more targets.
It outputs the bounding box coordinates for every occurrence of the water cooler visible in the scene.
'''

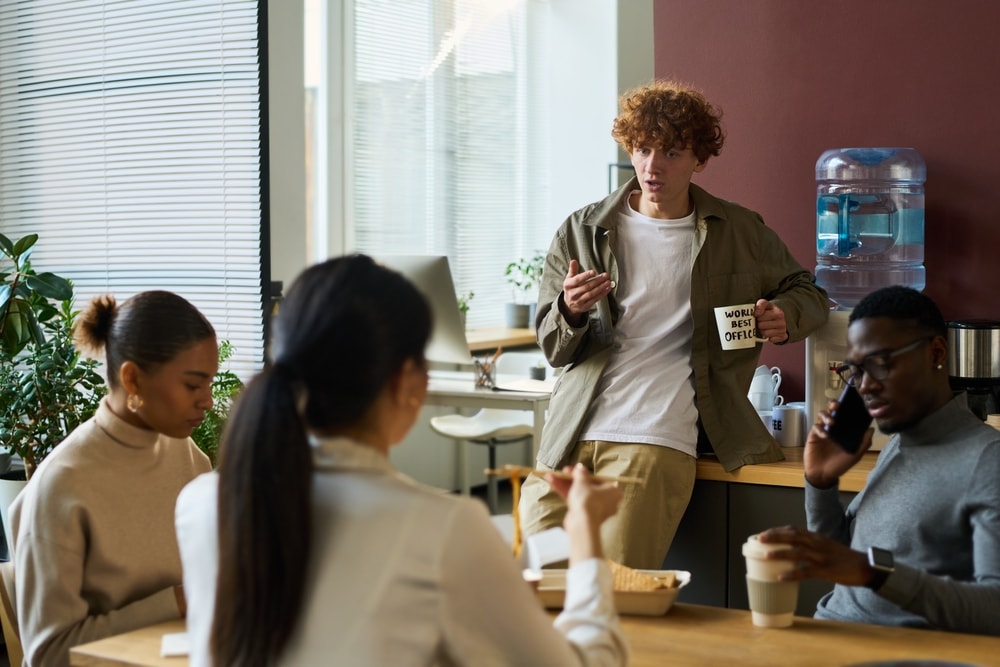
[805,148,927,450]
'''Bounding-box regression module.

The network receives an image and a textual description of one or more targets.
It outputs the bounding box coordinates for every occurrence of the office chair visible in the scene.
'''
[429,408,534,514]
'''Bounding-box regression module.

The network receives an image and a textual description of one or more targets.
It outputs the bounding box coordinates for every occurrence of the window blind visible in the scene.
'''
[347,0,550,328]
[0,0,264,377]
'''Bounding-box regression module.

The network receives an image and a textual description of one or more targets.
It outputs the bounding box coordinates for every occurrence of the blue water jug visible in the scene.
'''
[815,147,926,308]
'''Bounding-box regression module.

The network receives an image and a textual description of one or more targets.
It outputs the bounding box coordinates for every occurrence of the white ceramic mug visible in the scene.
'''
[749,375,782,410]
[749,372,781,395]
[757,410,773,435]
[755,365,781,379]
[772,404,805,447]
[714,304,767,350]
[749,391,772,412]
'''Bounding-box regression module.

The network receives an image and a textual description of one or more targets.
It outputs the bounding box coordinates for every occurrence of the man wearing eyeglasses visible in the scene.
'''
[759,285,1000,635]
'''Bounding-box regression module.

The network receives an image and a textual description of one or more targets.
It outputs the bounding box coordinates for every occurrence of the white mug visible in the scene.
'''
[757,410,773,435]
[749,373,781,400]
[772,404,805,447]
[714,304,767,350]
[754,365,781,378]
[750,391,774,412]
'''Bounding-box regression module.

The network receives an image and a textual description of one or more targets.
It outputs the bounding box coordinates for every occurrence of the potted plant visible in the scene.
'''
[456,291,474,329]
[504,253,545,328]
[190,340,244,466]
[0,232,106,553]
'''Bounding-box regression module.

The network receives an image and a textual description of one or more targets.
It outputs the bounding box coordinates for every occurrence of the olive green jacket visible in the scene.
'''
[535,179,829,472]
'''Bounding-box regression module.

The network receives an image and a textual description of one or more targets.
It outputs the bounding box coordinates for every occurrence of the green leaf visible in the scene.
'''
[11,234,38,257]
[5,301,27,344]
[0,233,14,257]
[26,273,73,301]
[0,240,105,473]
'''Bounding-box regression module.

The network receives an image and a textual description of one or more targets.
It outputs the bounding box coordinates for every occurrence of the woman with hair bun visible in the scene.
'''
[176,254,628,667]
[10,290,217,667]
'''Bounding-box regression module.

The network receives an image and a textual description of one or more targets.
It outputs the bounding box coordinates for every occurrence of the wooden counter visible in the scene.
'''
[696,448,878,493]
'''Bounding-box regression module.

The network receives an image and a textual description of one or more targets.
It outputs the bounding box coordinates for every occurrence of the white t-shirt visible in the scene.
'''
[175,437,627,667]
[579,195,699,455]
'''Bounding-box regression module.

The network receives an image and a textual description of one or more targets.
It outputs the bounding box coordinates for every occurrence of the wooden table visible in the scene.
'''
[69,619,185,666]
[465,326,536,352]
[70,603,1000,667]
[621,603,1000,667]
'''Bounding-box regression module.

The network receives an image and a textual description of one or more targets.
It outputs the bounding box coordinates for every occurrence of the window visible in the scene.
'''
[0,0,265,376]
[312,0,552,328]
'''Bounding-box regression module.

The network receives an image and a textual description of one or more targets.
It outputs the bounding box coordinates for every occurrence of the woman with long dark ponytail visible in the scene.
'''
[176,255,628,666]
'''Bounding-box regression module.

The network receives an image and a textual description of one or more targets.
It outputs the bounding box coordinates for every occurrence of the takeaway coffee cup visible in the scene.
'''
[772,404,806,447]
[714,303,768,350]
[743,534,799,628]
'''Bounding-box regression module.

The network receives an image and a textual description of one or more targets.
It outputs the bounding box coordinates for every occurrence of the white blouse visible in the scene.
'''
[175,436,627,666]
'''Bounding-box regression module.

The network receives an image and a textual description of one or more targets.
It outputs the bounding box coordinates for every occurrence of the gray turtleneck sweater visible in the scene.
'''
[807,394,1000,635]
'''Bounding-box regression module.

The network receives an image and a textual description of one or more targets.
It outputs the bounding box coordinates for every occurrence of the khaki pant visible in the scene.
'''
[518,441,696,569]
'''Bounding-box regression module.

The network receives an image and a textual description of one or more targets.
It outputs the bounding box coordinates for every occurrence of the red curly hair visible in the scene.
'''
[611,80,725,163]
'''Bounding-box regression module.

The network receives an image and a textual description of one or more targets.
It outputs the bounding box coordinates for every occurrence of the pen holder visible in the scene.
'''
[474,358,496,389]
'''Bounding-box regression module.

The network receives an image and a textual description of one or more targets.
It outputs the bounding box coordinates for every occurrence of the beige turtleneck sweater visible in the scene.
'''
[10,398,211,667]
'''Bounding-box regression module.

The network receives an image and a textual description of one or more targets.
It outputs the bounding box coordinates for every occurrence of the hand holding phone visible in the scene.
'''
[824,384,873,454]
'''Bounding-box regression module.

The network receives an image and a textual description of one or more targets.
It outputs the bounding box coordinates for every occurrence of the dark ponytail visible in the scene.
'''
[210,255,431,666]
[211,365,310,666]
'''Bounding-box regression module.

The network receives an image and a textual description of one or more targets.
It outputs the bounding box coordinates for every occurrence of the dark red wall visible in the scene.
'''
[654,0,1000,400]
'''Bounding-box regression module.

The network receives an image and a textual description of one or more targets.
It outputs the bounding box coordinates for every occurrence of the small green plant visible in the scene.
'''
[191,340,243,466]
[504,253,545,303]
[0,233,106,478]
[457,291,474,315]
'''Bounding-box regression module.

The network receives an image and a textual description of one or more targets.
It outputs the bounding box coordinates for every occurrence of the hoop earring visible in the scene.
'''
[127,393,144,413]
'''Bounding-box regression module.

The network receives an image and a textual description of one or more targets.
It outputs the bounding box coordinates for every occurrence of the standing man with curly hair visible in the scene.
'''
[519,80,829,569]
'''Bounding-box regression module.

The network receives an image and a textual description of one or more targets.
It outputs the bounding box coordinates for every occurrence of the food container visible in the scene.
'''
[536,569,691,616]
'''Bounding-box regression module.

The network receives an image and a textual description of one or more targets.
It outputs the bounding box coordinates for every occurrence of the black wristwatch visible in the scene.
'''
[867,546,894,591]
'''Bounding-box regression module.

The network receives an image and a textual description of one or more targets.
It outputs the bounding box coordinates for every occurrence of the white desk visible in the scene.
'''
[426,370,552,495]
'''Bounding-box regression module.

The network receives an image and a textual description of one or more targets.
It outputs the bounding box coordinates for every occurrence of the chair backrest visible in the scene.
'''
[0,560,22,667]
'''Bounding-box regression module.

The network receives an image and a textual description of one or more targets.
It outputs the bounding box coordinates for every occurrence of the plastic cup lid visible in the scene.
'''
[742,533,793,558]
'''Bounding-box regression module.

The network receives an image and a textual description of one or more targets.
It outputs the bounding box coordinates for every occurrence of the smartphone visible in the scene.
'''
[824,384,873,454]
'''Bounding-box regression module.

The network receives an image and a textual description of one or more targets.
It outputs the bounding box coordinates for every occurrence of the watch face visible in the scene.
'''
[870,547,894,569]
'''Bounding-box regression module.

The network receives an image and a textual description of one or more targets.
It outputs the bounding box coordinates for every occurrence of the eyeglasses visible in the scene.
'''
[836,337,934,387]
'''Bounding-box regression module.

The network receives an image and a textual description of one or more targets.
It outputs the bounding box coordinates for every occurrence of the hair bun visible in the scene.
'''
[73,294,117,356]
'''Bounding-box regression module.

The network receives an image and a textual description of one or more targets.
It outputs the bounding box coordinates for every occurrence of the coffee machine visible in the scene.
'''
[947,320,1000,420]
